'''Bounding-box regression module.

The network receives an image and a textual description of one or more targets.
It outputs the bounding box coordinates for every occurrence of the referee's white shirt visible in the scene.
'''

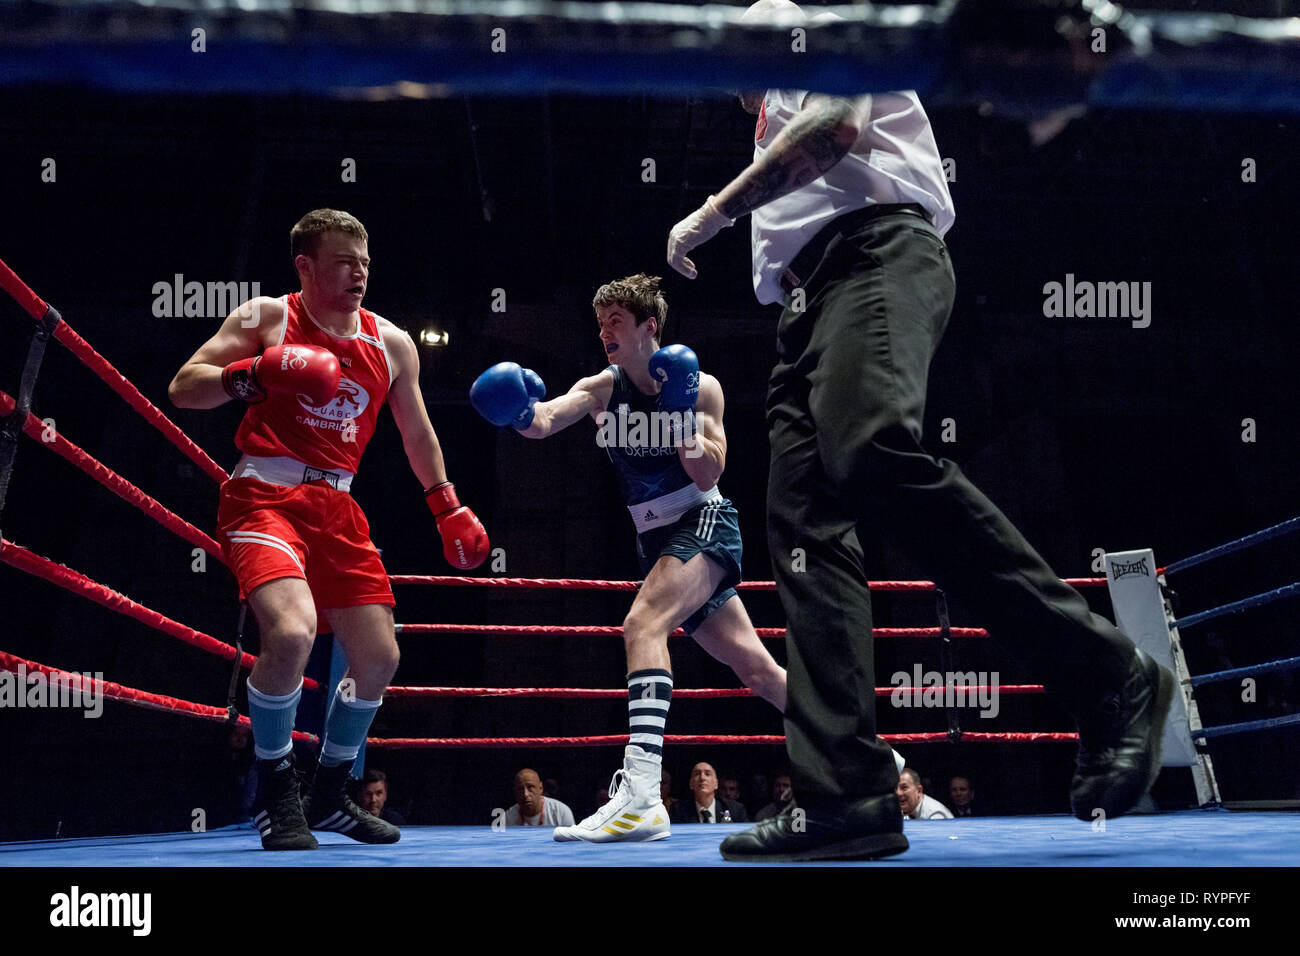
[750,89,955,305]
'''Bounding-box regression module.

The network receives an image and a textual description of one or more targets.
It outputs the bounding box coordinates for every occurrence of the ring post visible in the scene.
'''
[0,304,61,531]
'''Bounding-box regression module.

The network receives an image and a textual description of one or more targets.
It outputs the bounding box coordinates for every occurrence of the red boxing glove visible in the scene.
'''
[222,345,341,406]
[425,481,490,570]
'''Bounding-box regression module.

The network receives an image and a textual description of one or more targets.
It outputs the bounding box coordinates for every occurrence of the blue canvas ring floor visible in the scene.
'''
[2,809,1296,866]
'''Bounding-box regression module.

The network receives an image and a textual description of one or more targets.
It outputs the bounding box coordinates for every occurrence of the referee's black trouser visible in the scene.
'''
[766,210,1138,800]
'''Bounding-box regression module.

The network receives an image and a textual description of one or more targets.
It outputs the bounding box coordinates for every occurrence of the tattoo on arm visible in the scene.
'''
[716,98,859,219]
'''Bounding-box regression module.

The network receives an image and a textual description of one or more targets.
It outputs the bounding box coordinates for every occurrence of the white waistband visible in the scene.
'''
[231,454,355,493]
[629,484,722,534]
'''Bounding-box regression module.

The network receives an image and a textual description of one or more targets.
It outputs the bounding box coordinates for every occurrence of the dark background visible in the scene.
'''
[3,59,1299,836]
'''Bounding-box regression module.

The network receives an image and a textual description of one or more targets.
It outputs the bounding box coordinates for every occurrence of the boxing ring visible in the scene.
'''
[1,15,1299,942]
[3,253,1298,871]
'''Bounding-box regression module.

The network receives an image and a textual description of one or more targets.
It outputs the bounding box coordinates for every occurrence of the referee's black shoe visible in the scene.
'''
[1070,647,1176,822]
[302,761,401,844]
[719,793,908,862]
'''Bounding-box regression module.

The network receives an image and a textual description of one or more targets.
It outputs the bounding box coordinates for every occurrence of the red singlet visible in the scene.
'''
[235,292,393,473]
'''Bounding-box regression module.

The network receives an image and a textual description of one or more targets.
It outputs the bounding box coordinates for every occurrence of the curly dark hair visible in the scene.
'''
[591,273,668,342]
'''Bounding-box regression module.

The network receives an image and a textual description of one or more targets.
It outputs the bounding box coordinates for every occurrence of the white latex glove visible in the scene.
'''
[667,195,735,279]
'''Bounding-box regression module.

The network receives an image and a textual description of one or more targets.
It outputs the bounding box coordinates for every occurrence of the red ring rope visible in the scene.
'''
[0,257,49,320]
[0,256,227,483]
[390,574,1113,590]
[0,390,224,561]
[394,623,990,639]
[0,650,1074,748]
[51,320,228,483]
[366,731,1078,748]
[382,684,1046,699]
[0,650,316,742]
[0,537,318,691]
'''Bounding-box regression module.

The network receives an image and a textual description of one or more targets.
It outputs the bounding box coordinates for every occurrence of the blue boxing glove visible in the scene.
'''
[649,345,700,412]
[521,368,546,403]
[470,362,547,430]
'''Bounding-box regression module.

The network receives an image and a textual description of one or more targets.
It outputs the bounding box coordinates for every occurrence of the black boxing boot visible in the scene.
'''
[1070,647,1176,821]
[302,761,400,844]
[719,793,907,862]
[253,752,318,851]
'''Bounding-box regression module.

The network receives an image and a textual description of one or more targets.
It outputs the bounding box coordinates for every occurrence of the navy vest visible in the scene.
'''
[602,365,693,506]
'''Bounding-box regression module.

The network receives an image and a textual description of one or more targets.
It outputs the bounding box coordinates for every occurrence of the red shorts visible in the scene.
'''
[217,477,395,631]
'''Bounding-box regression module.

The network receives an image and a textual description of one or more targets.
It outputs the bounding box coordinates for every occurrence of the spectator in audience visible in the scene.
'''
[720,774,742,804]
[672,761,749,823]
[747,771,770,816]
[755,773,796,821]
[357,768,409,826]
[660,767,678,817]
[505,768,575,827]
[948,775,976,817]
[897,768,954,819]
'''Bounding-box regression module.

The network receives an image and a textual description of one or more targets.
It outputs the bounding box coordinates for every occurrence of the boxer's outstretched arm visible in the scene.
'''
[383,320,448,489]
[713,94,865,220]
[520,370,613,440]
[168,296,285,409]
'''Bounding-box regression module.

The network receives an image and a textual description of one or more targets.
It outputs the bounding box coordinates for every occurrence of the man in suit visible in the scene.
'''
[948,775,977,817]
[672,761,750,824]
[755,773,796,821]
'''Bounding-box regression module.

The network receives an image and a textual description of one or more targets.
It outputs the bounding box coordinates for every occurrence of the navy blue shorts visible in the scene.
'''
[635,498,743,635]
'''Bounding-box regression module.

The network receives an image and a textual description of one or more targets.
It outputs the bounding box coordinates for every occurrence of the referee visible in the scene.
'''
[666,0,1173,862]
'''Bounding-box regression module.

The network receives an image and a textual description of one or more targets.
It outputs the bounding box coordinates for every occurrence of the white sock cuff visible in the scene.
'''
[335,693,383,711]
[254,741,294,762]
[248,678,303,707]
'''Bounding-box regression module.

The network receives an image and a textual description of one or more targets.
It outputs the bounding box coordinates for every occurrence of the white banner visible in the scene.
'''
[1104,549,1197,766]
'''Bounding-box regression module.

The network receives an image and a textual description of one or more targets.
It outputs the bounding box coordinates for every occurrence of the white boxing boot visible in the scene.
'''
[553,745,670,843]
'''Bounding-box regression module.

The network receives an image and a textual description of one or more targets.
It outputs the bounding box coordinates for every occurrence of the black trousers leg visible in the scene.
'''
[768,214,1136,800]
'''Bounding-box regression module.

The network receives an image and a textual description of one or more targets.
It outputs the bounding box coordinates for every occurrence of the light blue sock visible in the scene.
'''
[247,678,302,761]
[319,687,382,767]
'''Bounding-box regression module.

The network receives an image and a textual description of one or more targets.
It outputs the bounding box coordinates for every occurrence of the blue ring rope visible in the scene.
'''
[1170,582,1300,630]
[1189,655,1300,688]
[1195,712,1300,740]
[1165,515,1300,575]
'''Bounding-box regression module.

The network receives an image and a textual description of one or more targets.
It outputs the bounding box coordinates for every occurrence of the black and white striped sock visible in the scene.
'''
[627,668,673,759]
